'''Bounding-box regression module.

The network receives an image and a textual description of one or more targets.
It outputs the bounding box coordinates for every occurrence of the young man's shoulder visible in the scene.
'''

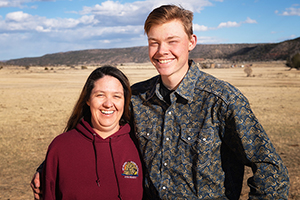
[195,69,244,103]
[131,75,160,95]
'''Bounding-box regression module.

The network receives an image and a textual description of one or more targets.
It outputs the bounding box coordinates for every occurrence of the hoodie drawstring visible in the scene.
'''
[92,133,101,187]
[109,137,122,200]
[92,134,122,199]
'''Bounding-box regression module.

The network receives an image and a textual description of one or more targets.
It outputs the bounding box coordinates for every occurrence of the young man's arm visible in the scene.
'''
[30,162,44,200]
[225,94,290,199]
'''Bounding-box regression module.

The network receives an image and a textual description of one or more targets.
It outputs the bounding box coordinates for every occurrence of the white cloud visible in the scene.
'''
[0,11,99,32]
[0,0,222,60]
[2,11,39,31]
[35,25,50,32]
[217,21,240,28]
[0,0,54,8]
[79,0,214,19]
[216,17,256,29]
[80,1,141,16]
[1,0,219,34]
[244,17,257,24]
[278,5,300,16]
[0,1,9,7]
[193,24,209,32]
[282,7,300,16]
[6,11,31,22]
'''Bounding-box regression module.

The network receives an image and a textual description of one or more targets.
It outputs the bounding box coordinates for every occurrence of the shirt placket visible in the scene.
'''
[160,92,176,199]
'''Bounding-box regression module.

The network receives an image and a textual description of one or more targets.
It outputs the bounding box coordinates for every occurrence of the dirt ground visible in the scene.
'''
[0,62,299,199]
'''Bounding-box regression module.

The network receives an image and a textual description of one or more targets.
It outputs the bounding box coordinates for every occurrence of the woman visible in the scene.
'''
[42,66,143,200]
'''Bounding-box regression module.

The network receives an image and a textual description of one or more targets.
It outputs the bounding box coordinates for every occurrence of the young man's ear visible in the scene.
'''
[188,34,197,51]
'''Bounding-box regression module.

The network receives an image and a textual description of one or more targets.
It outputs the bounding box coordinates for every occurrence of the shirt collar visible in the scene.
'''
[175,61,199,102]
[146,60,200,103]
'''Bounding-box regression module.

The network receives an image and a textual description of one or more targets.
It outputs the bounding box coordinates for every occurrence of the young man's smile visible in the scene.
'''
[157,59,174,64]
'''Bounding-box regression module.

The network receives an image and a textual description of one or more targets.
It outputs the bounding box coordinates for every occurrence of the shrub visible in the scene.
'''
[201,63,209,69]
[244,66,252,77]
[286,52,300,70]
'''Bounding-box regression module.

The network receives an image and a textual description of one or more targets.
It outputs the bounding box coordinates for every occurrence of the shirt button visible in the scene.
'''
[203,138,206,141]
[187,137,191,141]
[168,111,172,115]
[166,137,169,141]
[162,186,166,190]
[164,162,168,166]
[146,133,150,136]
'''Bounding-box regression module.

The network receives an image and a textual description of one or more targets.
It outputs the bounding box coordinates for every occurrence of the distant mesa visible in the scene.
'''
[2,37,300,67]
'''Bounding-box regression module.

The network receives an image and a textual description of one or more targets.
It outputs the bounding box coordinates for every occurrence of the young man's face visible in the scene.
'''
[147,19,197,84]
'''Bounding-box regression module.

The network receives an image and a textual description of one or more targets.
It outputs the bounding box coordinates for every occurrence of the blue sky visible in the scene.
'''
[0,0,299,61]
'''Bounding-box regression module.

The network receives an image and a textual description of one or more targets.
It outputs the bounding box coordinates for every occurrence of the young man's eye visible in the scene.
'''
[149,41,158,46]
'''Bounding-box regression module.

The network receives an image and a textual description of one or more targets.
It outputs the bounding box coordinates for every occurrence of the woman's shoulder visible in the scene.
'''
[47,129,80,150]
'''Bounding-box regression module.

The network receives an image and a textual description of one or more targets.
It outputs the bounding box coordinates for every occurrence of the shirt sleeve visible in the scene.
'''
[225,93,290,199]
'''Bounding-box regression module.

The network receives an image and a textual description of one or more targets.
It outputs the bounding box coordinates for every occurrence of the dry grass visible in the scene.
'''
[0,62,299,199]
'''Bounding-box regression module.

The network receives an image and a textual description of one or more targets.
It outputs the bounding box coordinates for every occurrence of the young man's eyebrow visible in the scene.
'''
[148,36,180,41]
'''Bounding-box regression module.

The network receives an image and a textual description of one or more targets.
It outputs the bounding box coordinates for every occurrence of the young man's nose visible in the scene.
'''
[157,43,169,55]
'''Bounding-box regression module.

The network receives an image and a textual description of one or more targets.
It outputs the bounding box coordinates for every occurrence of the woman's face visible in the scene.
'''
[87,75,124,138]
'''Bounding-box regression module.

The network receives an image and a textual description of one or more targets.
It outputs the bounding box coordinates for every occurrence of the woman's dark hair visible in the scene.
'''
[64,65,131,132]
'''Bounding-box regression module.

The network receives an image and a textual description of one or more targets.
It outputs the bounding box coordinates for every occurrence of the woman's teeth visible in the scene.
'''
[101,110,114,114]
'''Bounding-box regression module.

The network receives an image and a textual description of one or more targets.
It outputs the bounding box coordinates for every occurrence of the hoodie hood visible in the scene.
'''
[76,118,130,142]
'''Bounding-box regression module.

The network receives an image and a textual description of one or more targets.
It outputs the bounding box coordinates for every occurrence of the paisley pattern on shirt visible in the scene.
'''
[130,61,289,200]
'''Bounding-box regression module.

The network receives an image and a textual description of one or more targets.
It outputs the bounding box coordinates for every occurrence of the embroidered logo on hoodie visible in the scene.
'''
[122,161,139,178]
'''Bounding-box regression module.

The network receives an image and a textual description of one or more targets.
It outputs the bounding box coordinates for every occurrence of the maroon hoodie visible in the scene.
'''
[42,119,143,200]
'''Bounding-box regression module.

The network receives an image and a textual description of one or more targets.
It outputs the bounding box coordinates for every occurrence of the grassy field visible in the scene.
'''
[0,62,299,199]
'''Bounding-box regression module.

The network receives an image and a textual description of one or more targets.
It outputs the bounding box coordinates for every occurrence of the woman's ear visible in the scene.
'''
[86,99,90,106]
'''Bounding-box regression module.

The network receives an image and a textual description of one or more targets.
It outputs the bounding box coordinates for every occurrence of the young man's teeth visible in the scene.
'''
[159,60,171,64]
[101,110,114,114]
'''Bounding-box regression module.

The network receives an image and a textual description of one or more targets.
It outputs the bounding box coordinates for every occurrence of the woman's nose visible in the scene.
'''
[103,98,113,108]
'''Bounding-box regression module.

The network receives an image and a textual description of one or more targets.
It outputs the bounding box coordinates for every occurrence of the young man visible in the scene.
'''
[32,4,289,199]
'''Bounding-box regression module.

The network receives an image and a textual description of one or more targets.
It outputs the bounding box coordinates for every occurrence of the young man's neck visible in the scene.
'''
[161,65,189,90]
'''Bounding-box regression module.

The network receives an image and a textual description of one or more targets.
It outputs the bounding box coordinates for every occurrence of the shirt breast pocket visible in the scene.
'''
[137,128,157,160]
[180,127,214,170]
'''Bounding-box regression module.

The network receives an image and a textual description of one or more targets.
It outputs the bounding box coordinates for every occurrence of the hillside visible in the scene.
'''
[3,37,300,66]
[190,37,300,61]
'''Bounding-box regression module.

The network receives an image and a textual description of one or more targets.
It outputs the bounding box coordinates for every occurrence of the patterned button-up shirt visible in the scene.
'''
[130,61,289,200]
